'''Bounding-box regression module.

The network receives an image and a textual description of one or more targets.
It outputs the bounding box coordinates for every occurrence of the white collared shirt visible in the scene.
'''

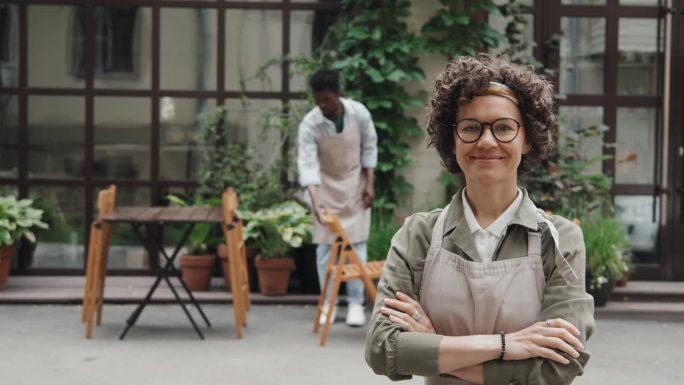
[297,97,378,187]
[462,187,523,263]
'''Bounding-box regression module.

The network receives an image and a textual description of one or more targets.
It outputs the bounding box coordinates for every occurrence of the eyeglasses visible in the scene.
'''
[454,118,523,144]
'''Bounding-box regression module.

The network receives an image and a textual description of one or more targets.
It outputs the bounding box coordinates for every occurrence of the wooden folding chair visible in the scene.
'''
[220,187,251,338]
[313,209,385,346]
[82,185,117,338]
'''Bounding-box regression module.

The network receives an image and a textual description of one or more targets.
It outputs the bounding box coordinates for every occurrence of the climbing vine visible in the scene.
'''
[316,0,426,210]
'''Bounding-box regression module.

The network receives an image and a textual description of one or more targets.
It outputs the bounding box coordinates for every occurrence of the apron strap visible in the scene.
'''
[535,209,579,284]
[429,204,451,249]
[527,231,542,258]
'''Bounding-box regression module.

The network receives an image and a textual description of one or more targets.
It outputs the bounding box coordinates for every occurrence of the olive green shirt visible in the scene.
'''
[365,188,596,385]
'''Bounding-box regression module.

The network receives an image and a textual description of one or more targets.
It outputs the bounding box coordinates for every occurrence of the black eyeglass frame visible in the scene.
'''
[453,118,523,144]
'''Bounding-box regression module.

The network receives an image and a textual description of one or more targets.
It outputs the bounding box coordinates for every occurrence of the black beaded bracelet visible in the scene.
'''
[498,331,506,362]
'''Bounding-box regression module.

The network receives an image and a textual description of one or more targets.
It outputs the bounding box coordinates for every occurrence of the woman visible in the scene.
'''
[364,55,595,385]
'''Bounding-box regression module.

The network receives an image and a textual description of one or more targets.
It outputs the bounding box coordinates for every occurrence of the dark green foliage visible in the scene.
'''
[520,126,613,220]
[582,216,629,289]
[196,107,298,212]
[422,0,503,58]
[367,209,401,262]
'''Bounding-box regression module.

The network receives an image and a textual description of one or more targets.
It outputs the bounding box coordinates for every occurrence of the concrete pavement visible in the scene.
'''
[0,304,682,385]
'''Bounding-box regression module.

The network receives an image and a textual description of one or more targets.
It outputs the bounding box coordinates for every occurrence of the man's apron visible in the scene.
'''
[418,205,570,385]
[313,110,371,244]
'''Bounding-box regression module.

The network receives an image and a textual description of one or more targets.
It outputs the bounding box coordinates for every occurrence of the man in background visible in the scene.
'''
[297,69,377,327]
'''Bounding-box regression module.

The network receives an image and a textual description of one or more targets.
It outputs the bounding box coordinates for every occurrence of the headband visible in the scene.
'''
[479,81,519,106]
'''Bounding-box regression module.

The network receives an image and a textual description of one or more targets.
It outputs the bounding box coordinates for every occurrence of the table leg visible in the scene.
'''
[119,223,205,340]
[152,225,212,329]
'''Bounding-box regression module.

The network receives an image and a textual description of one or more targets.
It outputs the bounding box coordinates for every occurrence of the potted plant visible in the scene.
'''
[241,201,312,296]
[167,195,221,292]
[581,216,630,307]
[0,196,48,289]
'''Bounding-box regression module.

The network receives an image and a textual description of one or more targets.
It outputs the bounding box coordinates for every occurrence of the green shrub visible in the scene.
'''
[367,210,401,262]
[582,216,630,289]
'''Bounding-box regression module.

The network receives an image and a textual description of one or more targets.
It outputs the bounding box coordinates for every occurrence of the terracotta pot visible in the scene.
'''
[217,245,258,293]
[0,244,17,290]
[179,254,215,292]
[254,256,294,296]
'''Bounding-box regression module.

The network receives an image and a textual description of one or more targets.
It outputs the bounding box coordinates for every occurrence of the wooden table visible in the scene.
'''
[103,206,224,340]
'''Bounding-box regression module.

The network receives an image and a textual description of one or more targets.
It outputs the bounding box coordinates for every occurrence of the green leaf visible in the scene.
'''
[365,67,384,83]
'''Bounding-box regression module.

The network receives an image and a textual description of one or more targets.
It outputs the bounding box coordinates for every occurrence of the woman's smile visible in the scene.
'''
[470,154,505,163]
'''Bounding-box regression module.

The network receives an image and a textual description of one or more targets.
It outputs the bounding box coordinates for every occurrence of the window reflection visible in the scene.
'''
[0,96,18,178]
[615,107,656,184]
[28,96,85,179]
[160,8,216,90]
[558,106,604,175]
[615,195,659,264]
[225,10,283,92]
[28,5,85,88]
[560,17,605,95]
[0,4,18,88]
[94,97,150,180]
[618,18,663,96]
[29,186,86,269]
[159,98,216,180]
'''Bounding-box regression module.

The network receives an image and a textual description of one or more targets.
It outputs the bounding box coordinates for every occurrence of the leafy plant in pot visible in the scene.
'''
[581,216,630,307]
[0,196,48,289]
[241,201,312,296]
[167,195,221,292]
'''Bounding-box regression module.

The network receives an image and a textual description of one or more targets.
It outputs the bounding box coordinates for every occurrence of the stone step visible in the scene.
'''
[595,301,684,321]
[610,281,684,303]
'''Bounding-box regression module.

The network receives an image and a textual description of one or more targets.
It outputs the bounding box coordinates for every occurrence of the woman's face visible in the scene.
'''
[453,95,530,187]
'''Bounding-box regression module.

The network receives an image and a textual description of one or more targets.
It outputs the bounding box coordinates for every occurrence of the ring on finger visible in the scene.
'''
[546,319,552,328]
[411,310,422,321]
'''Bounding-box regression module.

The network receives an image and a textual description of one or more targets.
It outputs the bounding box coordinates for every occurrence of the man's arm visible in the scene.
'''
[363,168,375,209]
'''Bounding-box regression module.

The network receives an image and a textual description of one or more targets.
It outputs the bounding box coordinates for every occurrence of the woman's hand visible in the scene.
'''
[505,318,584,365]
[380,291,436,334]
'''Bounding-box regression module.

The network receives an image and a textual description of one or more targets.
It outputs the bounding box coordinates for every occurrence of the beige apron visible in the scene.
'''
[313,108,371,244]
[419,204,553,385]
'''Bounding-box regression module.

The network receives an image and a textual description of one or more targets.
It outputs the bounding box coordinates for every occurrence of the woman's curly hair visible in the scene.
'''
[426,54,556,174]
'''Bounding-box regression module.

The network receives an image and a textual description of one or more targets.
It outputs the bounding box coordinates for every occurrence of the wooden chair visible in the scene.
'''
[82,185,117,338]
[313,209,385,346]
[220,187,251,339]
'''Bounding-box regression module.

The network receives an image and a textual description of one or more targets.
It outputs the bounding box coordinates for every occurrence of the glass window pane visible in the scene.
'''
[0,185,17,196]
[94,97,150,180]
[615,107,656,184]
[618,18,663,96]
[225,10,282,92]
[620,0,658,5]
[558,106,605,175]
[290,10,339,92]
[562,0,606,4]
[615,195,659,264]
[29,186,85,269]
[0,5,19,87]
[28,5,85,88]
[160,98,216,180]
[560,17,605,95]
[28,96,85,179]
[224,99,282,156]
[94,186,151,270]
[0,95,18,177]
[160,8,217,91]
[93,6,152,90]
